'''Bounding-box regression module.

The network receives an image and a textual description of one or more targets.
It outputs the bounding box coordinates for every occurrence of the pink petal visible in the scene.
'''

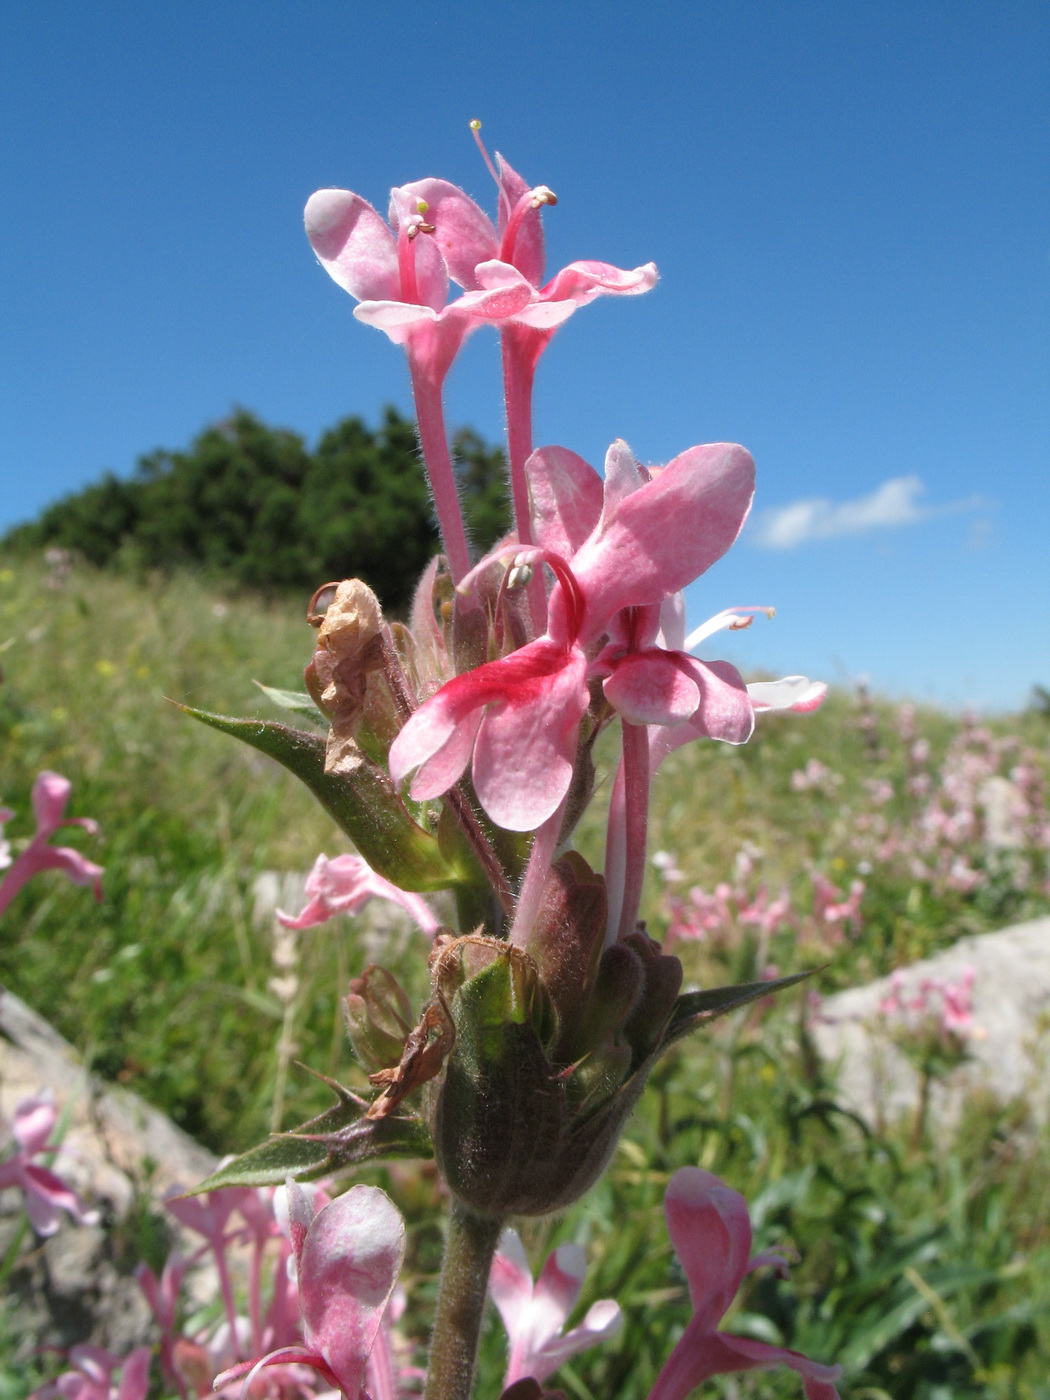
[471,647,589,831]
[707,1334,842,1400]
[32,844,105,896]
[298,1185,405,1394]
[572,444,755,639]
[278,854,438,936]
[677,658,755,745]
[24,1163,98,1232]
[540,259,659,305]
[353,298,442,331]
[354,301,476,383]
[399,178,498,289]
[603,651,701,726]
[526,446,604,556]
[506,297,579,330]
[532,1298,623,1382]
[657,593,687,651]
[495,152,546,285]
[598,439,647,525]
[388,186,450,311]
[459,265,536,319]
[285,1179,316,1274]
[31,771,72,835]
[490,1229,535,1339]
[390,636,582,821]
[664,1168,752,1327]
[116,1347,152,1400]
[647,1323,769,1400]
[13,1090,58,1155]
[528,1243,586,1349]
[747,677,828,713]
[214,1345,332,1395]
[389,685,484,803]
[305,189,400,302]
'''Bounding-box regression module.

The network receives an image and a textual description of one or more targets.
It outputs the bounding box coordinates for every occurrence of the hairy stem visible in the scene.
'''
[410,363,472,585]
[616,720,652,940]
[424,1198,503,1400]
[509,795,568,946]
[501,327,547,634]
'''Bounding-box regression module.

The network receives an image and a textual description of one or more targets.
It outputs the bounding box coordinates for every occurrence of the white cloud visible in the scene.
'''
[750,475,982,549]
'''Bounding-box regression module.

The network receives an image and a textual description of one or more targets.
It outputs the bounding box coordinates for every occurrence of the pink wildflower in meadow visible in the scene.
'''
[0,771,103,918]
[0,1090,98,1236]
[647,1169,840,1400]
[276,853,439,938]
[489,1230,622,1389]
[31,1344,152,1400]
[214,1183,405,1399]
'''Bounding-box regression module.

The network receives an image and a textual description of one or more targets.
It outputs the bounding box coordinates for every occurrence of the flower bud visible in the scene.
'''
[344,965,414,1073]
[428,921,684,1217]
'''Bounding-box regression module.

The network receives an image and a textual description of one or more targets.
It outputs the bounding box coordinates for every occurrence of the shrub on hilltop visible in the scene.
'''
[2,407,510,611]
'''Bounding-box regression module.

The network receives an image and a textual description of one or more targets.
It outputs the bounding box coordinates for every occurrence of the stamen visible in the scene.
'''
[501,187,556,265]
[684,606,775,652]
[469,119,500,185]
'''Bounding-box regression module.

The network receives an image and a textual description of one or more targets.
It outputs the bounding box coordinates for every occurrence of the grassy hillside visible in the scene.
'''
[3,553,1050,1397]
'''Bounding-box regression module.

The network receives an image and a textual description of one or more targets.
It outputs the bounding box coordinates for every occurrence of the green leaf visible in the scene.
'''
[189,1098,433,1191]
[253,680,327,726]
[663,969,817,1049]
[175,704,456,891]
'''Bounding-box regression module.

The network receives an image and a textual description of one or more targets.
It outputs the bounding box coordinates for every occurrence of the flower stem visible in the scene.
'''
[501,327,547,633]
[616,720,652,941]
[410,362,473,585]
[424,1198,502,1400]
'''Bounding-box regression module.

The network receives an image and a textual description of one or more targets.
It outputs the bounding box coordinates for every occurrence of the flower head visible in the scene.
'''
[214,1182,405,1399]
[490,1229,623,1388]
[389,439,755,831]
[0,772,103,918]
[648,1169,840,1400]
[276,853,438,938]
[0,1090,98,1236]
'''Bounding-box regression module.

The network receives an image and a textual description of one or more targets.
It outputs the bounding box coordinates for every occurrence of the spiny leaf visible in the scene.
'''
[175,704,455,891]
[189,1098,433,1191]
[253,680,327,726]
[662,969,817,1049]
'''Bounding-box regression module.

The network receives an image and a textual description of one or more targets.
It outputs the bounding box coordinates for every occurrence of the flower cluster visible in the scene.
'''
[170,125,835,1400]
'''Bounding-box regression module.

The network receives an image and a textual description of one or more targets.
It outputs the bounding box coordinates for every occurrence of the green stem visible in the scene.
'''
[424,1197,503,1400]
[0,1215,30,1295]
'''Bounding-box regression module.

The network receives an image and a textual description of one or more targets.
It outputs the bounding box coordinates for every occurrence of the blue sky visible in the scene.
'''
[1,1,1047,710]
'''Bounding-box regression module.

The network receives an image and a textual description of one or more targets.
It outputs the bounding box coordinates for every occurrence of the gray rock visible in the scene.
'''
[812,915,1050,1132]
[0,985,218,1358]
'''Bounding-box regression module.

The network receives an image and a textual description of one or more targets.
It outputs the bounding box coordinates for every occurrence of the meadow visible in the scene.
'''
[2,553,1049,1399]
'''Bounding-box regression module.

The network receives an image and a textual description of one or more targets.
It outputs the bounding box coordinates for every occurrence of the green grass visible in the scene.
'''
[2,553,1050,1398]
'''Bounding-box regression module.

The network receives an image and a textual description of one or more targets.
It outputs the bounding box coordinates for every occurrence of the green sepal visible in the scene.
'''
[662,969,816,1051]
[189,1095,433,1191]
[175,704,455,891]
[253,680,327,727]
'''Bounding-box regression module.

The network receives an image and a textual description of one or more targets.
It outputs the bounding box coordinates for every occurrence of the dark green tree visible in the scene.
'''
[4,408,511,613]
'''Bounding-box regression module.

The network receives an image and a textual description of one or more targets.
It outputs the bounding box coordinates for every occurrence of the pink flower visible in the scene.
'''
[276,853,439,938]
[389,439,755,830]
[304,182,530,385]
[214,1182,405,1400]
[648,1169,841,1400]
[0,1090,98,1236]
[413,139,658,345]
[305,177,534,584]
[489,1229,622,1388]
[30,1345,152,1400]
[0,772,103,918]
